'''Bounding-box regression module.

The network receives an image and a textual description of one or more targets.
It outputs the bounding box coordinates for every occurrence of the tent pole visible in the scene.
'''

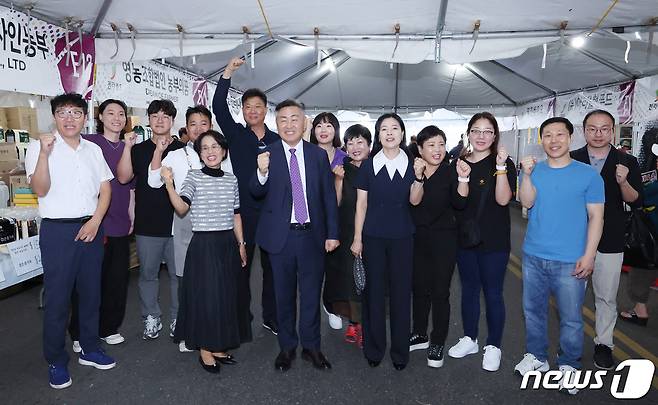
[521,79,632,105]
[264,50,342,94]
[0,1,80,32]
[434,0,449,62]
[294,55,350,99]
[91,0,114,36]
[572,48,636,79]
[488,60,555,97]
[203,40,276,80]
[463,64,518,105]
[394,63,400,113]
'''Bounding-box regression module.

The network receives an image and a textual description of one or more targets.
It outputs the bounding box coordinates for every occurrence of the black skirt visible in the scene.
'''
[174,230,250,352]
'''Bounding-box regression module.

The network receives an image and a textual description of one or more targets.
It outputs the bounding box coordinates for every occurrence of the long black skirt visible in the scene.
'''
[174,230,247,352]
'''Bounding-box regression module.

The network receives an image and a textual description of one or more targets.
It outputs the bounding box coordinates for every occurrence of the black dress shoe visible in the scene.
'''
[274,350,295,372]
[262,321,279,336]
[301,349,332,370]
[213,353,238,365]
[198,356,221,374]
[367,358,381,367]
[393,363,406,371]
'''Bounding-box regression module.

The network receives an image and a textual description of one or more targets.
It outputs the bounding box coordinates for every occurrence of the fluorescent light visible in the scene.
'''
[635,31,641,40]
[571,36,586,48]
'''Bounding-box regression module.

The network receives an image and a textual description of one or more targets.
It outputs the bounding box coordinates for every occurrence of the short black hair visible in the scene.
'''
[147,99,177,119]
[371,113,407,156]
[310,112,341,148]
[343,124,372,146]
[540,117,574,137]
[242,88,267,105]
[193,130,229,161]
[275,99,305,112]
[416,125,446,147]
[178,127,187,137]
[96,99,128,133]
[51,93,87,116]
[185,105,212,123]
[583,109,615,128]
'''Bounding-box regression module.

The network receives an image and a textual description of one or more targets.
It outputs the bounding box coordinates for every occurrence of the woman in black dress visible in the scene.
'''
[324,124,372,346]
[408,126,470,368]
[162,130,248,374]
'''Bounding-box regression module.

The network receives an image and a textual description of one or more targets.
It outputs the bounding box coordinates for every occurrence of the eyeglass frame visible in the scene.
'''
[584,126,613,136]
[469,128,495,138]
[55,109,85,120]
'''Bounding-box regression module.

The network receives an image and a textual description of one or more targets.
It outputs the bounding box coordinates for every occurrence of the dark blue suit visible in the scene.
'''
[250,140,339,351]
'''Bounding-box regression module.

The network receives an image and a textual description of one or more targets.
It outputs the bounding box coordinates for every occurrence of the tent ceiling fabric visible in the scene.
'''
[1,0,657,111]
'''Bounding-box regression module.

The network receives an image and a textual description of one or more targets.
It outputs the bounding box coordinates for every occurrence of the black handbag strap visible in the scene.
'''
[474,171,494,220]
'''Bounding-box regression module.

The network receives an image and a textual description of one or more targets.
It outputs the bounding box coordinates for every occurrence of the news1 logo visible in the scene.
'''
[520,359,655,399]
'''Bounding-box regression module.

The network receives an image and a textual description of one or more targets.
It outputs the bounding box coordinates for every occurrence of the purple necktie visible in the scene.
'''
[289,148,308,224]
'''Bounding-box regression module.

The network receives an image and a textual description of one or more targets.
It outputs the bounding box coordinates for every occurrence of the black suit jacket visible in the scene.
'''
[250,140,339,254]
[571,145,643,253]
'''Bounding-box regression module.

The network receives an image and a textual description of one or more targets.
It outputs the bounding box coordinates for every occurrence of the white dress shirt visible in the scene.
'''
[148,143,202,193]
[257,140,311,224]
[372,149,408,180]
[25,132,114,219]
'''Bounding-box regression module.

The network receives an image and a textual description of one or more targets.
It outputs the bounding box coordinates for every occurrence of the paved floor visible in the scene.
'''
[0,207,657,404]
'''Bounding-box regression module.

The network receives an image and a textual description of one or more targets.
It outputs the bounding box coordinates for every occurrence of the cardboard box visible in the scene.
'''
[0,108,7,129]
[0,160,20,188]
[4,107,39,138]
[0,143,18,162]
[124,116,141,133]
[9,173,28,198]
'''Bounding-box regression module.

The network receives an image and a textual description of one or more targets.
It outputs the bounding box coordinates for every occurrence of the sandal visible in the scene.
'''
[618,310,648,326]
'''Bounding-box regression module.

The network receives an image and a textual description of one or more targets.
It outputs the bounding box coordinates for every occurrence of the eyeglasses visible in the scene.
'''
[585,127,612,136]
[469,129,495,137]
[55,109,84,119]
[257,140,267,150]
[201,144,222,153]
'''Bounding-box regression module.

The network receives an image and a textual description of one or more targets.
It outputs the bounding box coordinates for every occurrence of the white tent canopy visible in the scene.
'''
[1,0,657,113]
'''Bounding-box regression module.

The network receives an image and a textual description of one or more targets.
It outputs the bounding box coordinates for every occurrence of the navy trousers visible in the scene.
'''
[41,220,104,366]
[268,228,324,351]
[362,235,414,365]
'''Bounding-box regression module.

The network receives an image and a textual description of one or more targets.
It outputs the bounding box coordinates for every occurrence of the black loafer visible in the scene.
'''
[198,356,220,374]
[274,350,295,372]
[213,353,238,365]
[367,358,381,368]
[301,349,332,370]
[393,363,407,371]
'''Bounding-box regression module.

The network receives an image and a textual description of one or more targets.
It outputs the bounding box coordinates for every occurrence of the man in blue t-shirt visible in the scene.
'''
[513,117,604,396]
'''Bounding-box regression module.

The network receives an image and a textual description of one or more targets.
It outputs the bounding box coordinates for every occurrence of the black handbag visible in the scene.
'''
[353,256,366,295]
[459,172,492,248]
[624,207,658,269]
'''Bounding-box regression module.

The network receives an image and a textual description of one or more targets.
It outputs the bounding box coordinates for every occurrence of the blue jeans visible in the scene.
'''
[522,253,586,369]
[456,249,509,347]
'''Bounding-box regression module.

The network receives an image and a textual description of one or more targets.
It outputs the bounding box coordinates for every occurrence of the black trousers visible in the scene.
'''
[412,229,457,346]
[362,235,413,365]
[70,235,131,339]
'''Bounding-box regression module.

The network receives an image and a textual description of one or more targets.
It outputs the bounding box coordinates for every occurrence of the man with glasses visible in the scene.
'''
[117,99,185,341]
[26,93,115,388]
[571,109,642,370]
[213,56,280,335]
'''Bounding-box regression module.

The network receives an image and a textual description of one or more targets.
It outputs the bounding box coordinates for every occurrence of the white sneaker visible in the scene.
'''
[558,365,580,395]
[482,345,501,372]
[448,336,479,358]
[143,315,163,340]
[179,341,194,353]
[323,305,343,330]
[514,353,550,376]
[72,340,81,353]
[101,334,125,345]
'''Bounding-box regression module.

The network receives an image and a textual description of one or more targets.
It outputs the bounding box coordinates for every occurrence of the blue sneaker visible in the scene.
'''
[48,364,72,389]
[79,348,116,370]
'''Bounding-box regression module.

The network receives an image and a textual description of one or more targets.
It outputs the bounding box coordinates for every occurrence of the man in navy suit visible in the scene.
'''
[251,99,340,371]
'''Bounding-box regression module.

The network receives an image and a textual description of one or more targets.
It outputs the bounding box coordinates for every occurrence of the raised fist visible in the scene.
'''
[413,157,426,178]
[39,133,56,156]
[496,146,509,166]
[257,151,270,176]
[123,131,137,147]
[333,164,345,179]
[520,155,537,175]
[456,159,471,178]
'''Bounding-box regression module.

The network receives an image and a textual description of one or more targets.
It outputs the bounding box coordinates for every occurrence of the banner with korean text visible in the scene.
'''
[0,6,95,98]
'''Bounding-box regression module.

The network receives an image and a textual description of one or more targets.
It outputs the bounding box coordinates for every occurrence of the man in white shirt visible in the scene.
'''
[26,93,115,389]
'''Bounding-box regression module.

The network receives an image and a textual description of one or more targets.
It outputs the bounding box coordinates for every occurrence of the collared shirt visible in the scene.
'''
[148,143,203,193]
[257,140,311,224]
[372,149,408,180]
[25,132,113,219]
